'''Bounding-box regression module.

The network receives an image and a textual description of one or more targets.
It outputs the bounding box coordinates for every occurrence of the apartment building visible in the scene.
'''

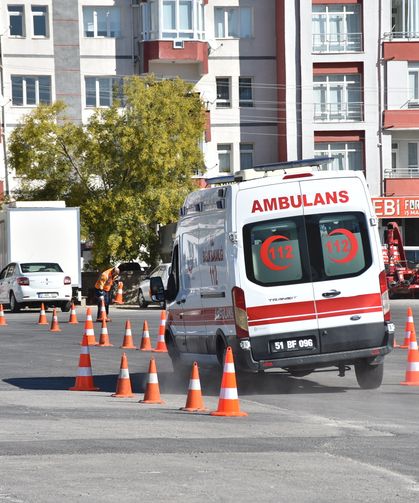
[0,0,418,244]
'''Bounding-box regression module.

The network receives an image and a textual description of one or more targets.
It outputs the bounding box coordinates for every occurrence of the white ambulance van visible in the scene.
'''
[151,159,395,389]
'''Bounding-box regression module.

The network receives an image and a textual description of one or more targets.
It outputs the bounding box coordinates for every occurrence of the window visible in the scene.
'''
[141,0,204,40]
[392,142,399,170]
[243,212,372,286]
[83,7,120,38]
[85,77,124,108]
[239,77,253,107]
[240,143,253,170]
[392,0,419,38]
[32,6,48,37]
[216,77,231,108]
[408,142,418,172]
[11,76,51,106]
[214,7,252,38]
[217,144,232,173]
[312,4,361,52]
[315,141,364,171]
[313,74,362,121]
[408,63,419,107]
[8,5,24,36]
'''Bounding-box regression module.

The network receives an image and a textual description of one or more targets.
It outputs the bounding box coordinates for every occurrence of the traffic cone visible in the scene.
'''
[97,298,107,322]
[139,320,152,351]
[139,358,164,404]
[210,347,247,417]
[69,334,100,391]
[68,303,78,324]
[38,303,48,325]
[113,282,124,304]
[82,307,98,346]
[399,307,415,349]
[0,304,7,326]
[180,362,208,412]
[400,323,419,386]
[49,307,61,332]
[111,353,134,398]
[153,310,168,353]
[97,318,113,347]
[120,320,137,349]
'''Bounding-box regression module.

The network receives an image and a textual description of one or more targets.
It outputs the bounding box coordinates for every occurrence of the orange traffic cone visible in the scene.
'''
[111,353,134,398]
[113,282,124,304]
[180,362,208,412]
[82,307,98,346]
[400,307,414,349]
[120,320,137,349]
[0,304,7,326]
[50,307,61,332]
[68,303,78,324]
[97,298,107,322]
[69,334,100,391]
[210,347,247,417]
[97,318,113,347]
[153,310,168,353]
[139,358,164,404]
[139,320,152,351]
[400,322,419,386]
[38,303,48,325]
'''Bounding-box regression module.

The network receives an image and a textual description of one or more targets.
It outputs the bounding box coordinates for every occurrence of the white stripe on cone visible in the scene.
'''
[119,368,130,379]
[80,346,89,354]
[223,362,235,373]
[407,362,419,372]
[77,367,93,376]
[148,373,158,384]
[219,388,239,400]
[409,341,418,350]
[188,379,201,391]
[86,329,95,335]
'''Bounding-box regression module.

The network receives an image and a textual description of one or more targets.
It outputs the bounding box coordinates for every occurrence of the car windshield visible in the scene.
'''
[20,263,63,273]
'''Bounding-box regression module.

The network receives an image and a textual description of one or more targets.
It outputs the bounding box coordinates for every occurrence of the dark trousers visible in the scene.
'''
[95,288,111,320]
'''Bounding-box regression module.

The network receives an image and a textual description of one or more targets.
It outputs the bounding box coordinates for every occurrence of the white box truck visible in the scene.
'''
[0,202,81,301]
[151,159,395,389]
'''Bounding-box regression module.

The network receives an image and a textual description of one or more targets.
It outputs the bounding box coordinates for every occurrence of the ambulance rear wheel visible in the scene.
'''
[354,360,384,389]
[166,332,189,378]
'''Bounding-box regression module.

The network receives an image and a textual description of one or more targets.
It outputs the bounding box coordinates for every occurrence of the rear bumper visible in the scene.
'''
[230,322,394,373]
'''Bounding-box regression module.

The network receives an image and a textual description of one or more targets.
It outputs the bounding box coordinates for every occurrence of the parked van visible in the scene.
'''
[151,160,394,389]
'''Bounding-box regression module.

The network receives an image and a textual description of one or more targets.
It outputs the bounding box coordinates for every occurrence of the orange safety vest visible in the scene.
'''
[95,268,117,292]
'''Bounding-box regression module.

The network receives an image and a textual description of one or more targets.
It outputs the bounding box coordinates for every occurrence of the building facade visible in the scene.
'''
[0,0,418,244]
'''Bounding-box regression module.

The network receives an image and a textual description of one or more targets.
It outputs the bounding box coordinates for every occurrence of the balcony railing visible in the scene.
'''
[384,167,419,178]
[383,31,419,40]
[314,102,363,122]
[312,33,362,53]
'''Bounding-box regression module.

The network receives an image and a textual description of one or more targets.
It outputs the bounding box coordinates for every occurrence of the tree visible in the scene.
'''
[8,75,205,269]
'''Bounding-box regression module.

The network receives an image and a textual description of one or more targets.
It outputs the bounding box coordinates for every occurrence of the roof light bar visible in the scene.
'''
[253,157,335,172]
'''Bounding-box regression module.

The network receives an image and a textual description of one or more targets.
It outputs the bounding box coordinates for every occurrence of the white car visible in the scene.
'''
[0,262,72,312]
[138,263,170,308]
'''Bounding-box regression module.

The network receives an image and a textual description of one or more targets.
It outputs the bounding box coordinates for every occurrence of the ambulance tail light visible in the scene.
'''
[379,270,391,321]
[232,286,249,339]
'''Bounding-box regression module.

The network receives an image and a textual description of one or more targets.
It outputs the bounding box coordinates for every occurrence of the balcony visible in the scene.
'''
[385,167,419,178]
[312,33,362,53]
[383,109,419,129]
[314,102,363,122]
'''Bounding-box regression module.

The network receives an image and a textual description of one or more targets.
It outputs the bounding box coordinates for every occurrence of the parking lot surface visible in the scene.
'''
[0,300,418,502]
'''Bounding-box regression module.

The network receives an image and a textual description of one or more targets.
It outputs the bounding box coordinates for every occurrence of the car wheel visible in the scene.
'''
[9,292,21,313]
[60,301,71,312]
[355,360,384,389]
[138,289,148,309]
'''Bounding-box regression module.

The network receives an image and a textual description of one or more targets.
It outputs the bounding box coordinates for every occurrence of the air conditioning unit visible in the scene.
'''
[172,39,184,49]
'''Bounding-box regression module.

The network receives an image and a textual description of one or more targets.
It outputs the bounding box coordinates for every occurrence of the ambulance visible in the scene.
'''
[151,159,395,389]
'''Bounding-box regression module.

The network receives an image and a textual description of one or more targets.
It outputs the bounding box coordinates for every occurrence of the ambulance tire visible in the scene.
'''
[165,332,189,378]
[354,360,384,389]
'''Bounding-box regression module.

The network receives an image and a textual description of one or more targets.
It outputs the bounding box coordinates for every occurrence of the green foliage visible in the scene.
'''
[8,76,205,269]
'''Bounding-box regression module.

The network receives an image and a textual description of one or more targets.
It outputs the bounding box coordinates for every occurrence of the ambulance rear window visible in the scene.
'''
[243,217,310,286]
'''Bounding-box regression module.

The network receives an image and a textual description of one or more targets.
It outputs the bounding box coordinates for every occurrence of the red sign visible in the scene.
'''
[372,197,419,218]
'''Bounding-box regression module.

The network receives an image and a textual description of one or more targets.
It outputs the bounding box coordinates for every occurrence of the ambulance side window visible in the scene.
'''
[243,216,310,286]
[306,212,372,280]
[167,245,179,300]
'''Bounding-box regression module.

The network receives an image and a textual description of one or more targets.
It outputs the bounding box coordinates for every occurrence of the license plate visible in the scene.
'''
[38,293,58,299]
[270,336,316,354]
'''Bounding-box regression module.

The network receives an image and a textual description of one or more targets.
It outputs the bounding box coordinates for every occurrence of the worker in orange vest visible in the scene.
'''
[94,266,120,321]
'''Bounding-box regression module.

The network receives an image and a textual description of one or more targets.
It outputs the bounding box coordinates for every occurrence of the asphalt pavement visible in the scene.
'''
[0,300,418,502]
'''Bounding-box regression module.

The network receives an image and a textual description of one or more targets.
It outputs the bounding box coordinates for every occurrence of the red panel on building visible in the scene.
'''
[385,179,419,197]
[314,130,364,142]
[313,62,363,74]
[383,42,419,61]
[142,40,208,75]
[383,110,419,129]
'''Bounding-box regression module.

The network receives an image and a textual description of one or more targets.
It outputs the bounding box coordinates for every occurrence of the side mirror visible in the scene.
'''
[150,276,165,302]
